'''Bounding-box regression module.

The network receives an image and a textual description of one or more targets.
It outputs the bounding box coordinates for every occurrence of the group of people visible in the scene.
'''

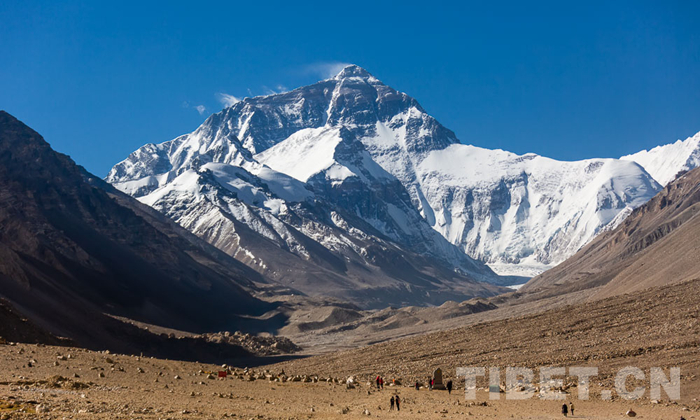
[387,374,459,413]
[561,402,574,417]
[374,376,401,411]
[382,374,581,417]
[389,395,401,411]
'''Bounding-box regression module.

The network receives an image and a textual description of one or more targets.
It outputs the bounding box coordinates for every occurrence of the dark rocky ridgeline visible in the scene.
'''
[0,111,283,356]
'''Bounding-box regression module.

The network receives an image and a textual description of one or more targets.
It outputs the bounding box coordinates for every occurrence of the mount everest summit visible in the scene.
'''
[108,65,696,298]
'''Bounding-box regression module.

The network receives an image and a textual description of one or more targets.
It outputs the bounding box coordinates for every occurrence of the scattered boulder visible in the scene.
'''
[626,410,637,417]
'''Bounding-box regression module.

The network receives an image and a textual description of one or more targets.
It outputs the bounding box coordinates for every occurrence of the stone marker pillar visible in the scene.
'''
[433,368,446,390]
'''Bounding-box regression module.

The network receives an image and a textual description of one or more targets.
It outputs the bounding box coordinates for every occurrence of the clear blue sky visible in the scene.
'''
[1,1,698,177]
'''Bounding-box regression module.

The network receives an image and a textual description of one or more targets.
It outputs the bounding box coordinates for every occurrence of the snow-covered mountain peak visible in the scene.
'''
[135,66,460,162]
[332,64,378,82]
[107,66,670,283]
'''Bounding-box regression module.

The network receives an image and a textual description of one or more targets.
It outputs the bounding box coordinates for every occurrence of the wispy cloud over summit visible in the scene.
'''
[217,93,241,107]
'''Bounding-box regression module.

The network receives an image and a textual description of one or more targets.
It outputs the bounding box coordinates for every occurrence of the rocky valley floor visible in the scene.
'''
[0,279,698,419]
[0,341,695,420]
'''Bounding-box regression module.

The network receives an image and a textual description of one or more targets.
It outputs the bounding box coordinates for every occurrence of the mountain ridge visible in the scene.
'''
[521,165,700,298]
[621,131,700,186]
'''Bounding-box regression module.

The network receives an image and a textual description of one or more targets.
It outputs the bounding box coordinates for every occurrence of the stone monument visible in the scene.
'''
[432,368,446,390]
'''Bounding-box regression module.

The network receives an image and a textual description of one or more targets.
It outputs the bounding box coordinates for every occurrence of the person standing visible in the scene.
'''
[390,395,395,410]
[446,380,453,394]
[395,395,400,411]
[415,381,419,391]
[569,402,574,416]
[561,403,568,417]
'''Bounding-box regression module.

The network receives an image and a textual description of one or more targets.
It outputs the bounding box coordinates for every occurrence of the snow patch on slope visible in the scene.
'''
[255,127,345,182]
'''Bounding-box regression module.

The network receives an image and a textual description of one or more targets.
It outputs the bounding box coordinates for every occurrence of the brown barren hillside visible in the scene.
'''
[521,166,700,299]
[0,111,278,355]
